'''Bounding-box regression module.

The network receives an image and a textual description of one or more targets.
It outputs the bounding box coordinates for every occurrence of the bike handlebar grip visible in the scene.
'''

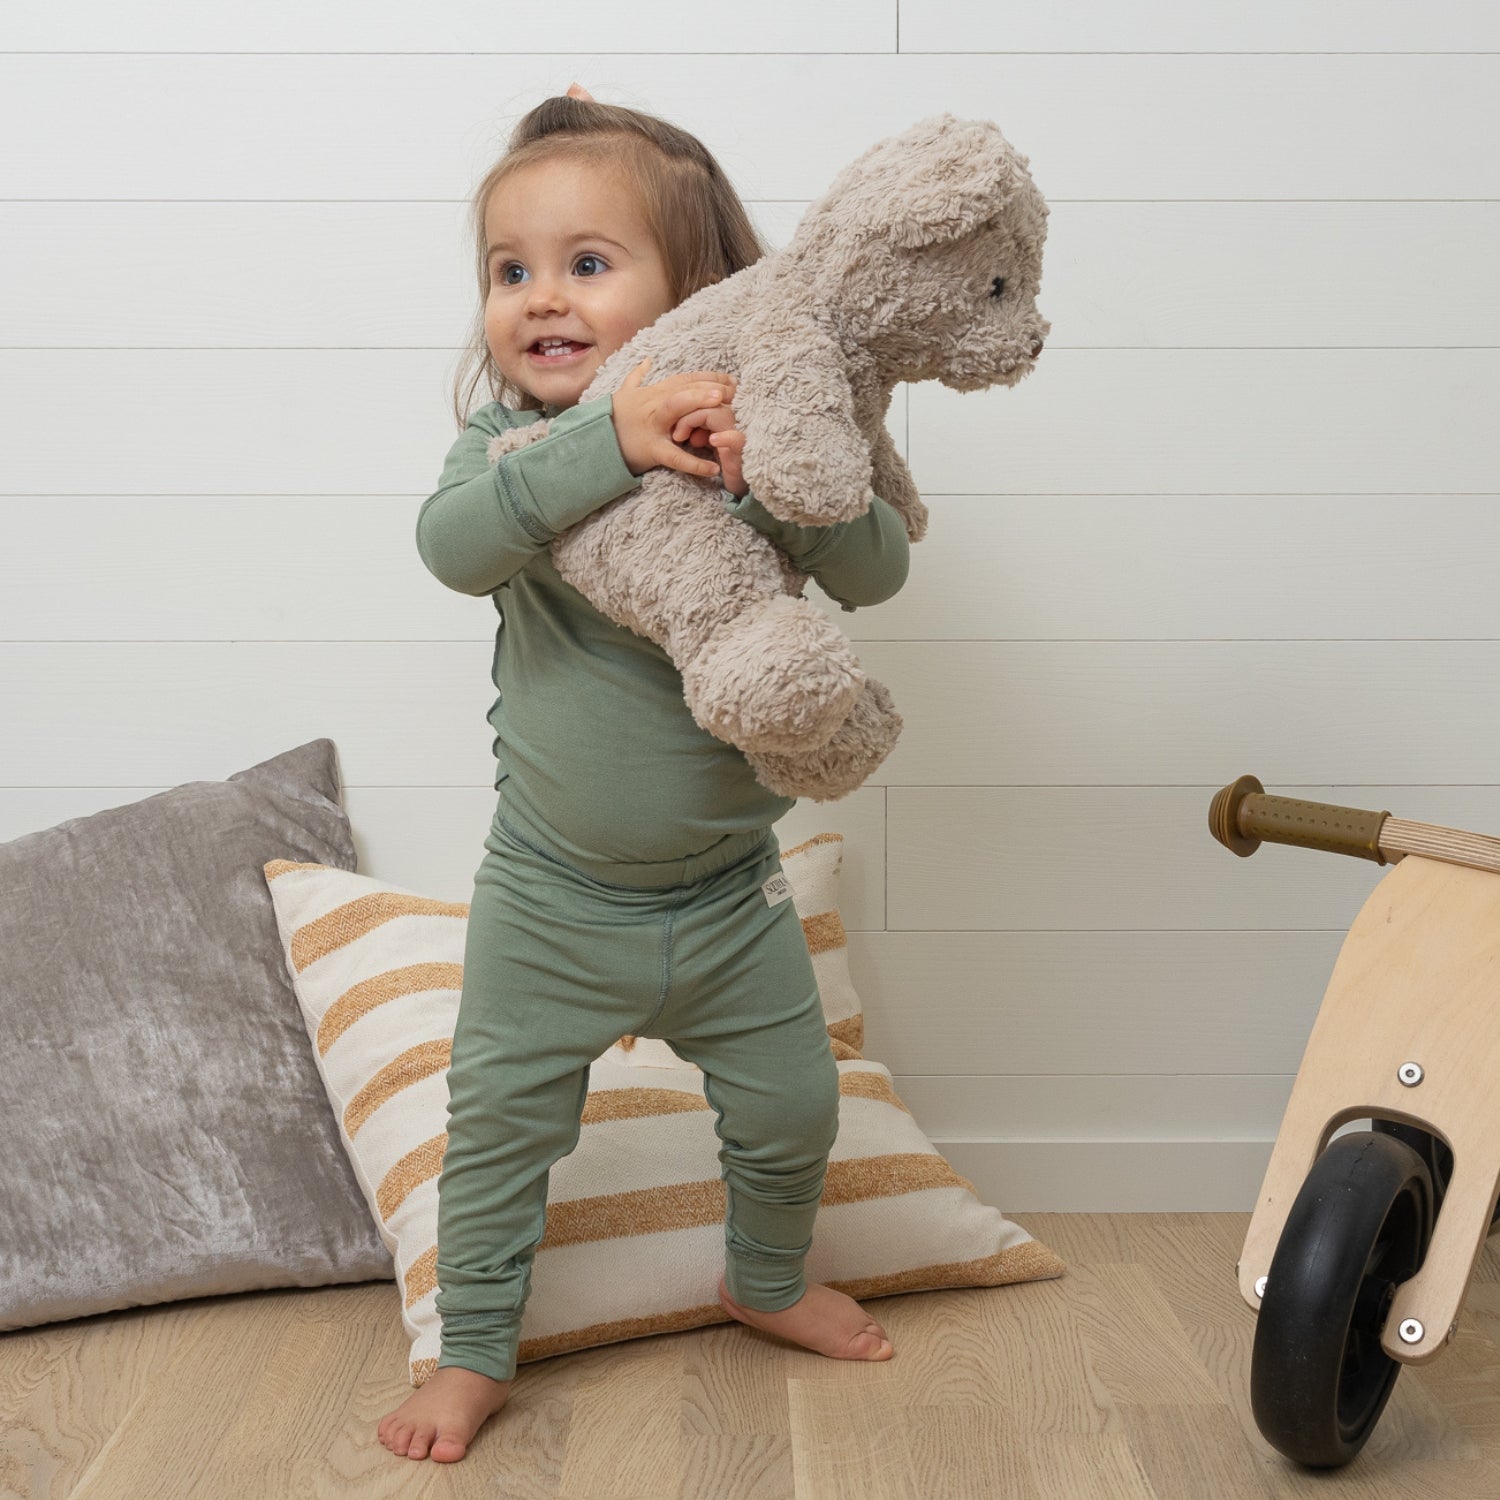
[1209,774,1390,862]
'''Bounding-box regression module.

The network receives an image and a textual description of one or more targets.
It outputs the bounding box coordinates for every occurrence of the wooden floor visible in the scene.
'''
[4,1214,1500,1498]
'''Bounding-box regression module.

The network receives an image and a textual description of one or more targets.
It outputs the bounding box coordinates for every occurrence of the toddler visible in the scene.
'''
[379,83,912,1464]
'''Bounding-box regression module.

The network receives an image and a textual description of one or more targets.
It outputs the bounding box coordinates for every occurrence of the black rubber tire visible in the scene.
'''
[1251,1131,1433,1468]
[1372,1119,1500,1233]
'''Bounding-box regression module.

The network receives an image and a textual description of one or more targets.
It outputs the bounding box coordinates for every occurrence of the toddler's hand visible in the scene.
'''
[673,403,748,498]
[611,358,739,481]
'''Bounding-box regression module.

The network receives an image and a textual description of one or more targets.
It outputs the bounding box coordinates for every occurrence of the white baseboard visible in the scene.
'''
[935,1139,1275,1214]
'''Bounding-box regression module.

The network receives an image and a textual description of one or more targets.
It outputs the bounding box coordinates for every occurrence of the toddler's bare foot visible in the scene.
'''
[718,1276,894,1361]
[377,1365,513,1463]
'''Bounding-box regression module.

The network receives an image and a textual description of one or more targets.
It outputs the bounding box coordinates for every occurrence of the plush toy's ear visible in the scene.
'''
[804,114,1029,252]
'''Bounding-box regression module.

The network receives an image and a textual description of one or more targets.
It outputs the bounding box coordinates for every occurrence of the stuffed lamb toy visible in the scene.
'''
[487,112,1049,800]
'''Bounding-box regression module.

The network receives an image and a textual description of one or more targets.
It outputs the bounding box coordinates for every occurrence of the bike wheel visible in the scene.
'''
[1250,1130,1433,1468]
[1372,1119,1500,1233]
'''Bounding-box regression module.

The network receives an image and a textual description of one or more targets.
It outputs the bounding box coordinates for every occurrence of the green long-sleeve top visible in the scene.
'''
[416,392,910,870]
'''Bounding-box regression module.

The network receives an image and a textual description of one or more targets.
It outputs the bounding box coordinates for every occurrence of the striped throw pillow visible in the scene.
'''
[263,833,1063,1386]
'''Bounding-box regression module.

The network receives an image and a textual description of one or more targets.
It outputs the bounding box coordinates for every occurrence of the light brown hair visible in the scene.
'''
[452,94,769,427]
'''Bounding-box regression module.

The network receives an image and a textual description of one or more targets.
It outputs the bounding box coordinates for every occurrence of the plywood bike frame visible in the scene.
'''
[1237,851,1500,1364]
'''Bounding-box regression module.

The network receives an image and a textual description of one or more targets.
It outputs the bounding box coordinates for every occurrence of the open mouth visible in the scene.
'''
[527,339,592,363]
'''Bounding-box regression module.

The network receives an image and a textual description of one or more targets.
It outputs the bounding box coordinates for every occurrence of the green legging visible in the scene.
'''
[433,796,841,1384]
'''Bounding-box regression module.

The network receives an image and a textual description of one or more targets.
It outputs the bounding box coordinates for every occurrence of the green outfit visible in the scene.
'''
[416,392,909,1382]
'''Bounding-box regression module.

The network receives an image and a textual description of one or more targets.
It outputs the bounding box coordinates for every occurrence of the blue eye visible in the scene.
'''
[494,254,607,285]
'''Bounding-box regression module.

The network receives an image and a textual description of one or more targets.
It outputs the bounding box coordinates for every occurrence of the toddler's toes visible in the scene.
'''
[405,1425,433,1461]
[429,1431,470,1463]
[851,1323,894,1360]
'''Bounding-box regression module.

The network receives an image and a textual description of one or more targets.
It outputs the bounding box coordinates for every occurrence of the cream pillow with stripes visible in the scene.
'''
[263,833,1063,1386]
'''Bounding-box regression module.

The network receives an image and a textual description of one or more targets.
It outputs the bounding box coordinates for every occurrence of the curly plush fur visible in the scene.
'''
[487,112,1049,800]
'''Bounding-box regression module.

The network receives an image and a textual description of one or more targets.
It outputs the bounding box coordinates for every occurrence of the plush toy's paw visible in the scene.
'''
[746,678,903,801]
[743,412,874,527]
[680,595,863,754]
[486,423,551,463]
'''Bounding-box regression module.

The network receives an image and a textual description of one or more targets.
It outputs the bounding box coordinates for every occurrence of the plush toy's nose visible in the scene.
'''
[1029,337,1045,359]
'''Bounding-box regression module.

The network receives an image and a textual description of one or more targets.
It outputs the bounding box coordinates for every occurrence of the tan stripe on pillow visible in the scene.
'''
[377,1135,447,1222]
[543,1180,724,1246]
[373,1071,912,1220]
[801,910,846,956]
[409,1234,1065,1379]
[836,1068,901,1109]
[289,892,468,972]
[780,832,843,858]
[827,1015,864,1056]
[581,1088,712,1125]
[409,1299,732,1380]
[404,1246,441,1308]
[398,1149,977,1306]
[830,1242,1067,1300]
[266,858,335,880]
[515,1303,727,1364]
[525,1242,1061,1358]
[536,1153,962,1250]
[345,1038,452,1136]
[317,962,463,1053]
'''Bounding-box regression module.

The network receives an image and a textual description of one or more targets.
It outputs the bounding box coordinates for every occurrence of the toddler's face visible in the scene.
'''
[483,159,675,410]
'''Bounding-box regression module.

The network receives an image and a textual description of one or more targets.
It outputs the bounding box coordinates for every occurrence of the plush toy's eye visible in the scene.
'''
[991,276,1006,300]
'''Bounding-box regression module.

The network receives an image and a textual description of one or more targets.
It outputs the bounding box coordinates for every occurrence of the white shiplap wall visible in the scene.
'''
[3,4,1498,1210]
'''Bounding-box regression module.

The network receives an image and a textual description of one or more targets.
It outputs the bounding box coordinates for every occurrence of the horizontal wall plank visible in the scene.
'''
[5,644,1500,792]
[911,349,1500,495]
[0,350,531,497]
[851,928,1341,1075]
[943,1140,1273,1213]
[6,349,1496,497]
[0,351,906,496]
[8,2,1496,55]
[885,785,1500,930]
[901,1,1500,53]
[1,2,894,53]
[1,55,1494,200]
[0,773,887,929]
[882,496,1500,641]
[893,1074,1295,1143]
[864,642,1500,786]
[0,201,784,351]
[1046,203,1500,349]
[14,493,1494,643]
[0,494,862,641]
[8,202,1498,349]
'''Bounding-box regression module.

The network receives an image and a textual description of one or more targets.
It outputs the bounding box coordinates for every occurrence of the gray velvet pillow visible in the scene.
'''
[0,738,393,1332]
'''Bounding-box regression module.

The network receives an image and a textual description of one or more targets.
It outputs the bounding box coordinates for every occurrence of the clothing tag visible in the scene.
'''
[761,870,792,908]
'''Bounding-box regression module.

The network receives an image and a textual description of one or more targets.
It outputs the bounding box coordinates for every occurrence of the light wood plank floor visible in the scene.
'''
[4,1214,1500,1499]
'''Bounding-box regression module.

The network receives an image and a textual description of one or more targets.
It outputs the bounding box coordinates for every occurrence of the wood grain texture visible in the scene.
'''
[5,1216,1500,1497]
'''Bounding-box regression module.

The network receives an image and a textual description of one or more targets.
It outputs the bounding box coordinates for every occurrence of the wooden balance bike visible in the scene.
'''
[1209,775,1500,1468]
